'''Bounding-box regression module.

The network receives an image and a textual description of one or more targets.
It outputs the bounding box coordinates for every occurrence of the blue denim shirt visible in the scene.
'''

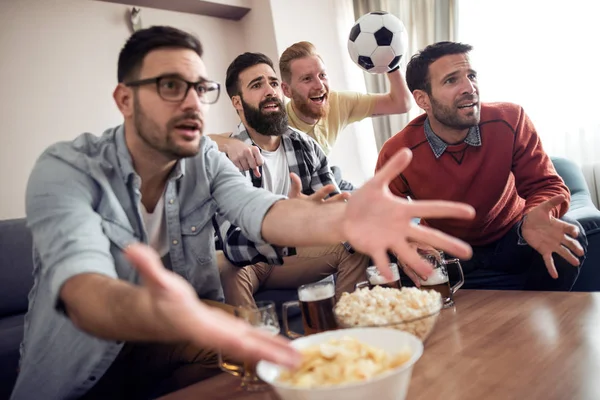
[10,126,284,400]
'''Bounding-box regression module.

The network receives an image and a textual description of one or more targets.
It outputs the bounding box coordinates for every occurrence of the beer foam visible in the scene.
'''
[299,284,335,302]
[257,325,279,336]
[421,268,448,285]
[369,275,394,285]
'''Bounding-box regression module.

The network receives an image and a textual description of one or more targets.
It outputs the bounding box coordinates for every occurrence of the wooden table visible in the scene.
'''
[160,290,600,400]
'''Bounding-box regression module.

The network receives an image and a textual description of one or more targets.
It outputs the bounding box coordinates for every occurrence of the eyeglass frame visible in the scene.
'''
[124,74,221,104]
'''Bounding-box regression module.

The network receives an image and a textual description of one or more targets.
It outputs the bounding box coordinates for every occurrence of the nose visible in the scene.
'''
[313,78,325,92]
[180,86,206,113]
[461,77,477,95]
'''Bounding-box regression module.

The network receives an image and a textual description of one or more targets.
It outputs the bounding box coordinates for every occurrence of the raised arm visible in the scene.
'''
[370,68,412,116]
[261,148,476,279]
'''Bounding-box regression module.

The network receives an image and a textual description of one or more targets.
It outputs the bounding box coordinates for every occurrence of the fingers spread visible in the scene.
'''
[399,264,422,287]
[541,195,567,212]
[205,308,300,369]
[288,173,303,198]
[370,251,394,281]
[562,234,584,257]
[408,201,476,221]
[561,221,580,239]
[409,224,473,260]
[325,192,352,203]
[250,146,264,166]
[393,245,434,281]
[556,245,581,267]
[543,254,558,279]
[311,184,337,201]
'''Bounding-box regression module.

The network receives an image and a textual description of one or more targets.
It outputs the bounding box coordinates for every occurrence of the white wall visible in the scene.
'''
[0,0,375,219]
[0,0,244,219]
[268,0,378,187]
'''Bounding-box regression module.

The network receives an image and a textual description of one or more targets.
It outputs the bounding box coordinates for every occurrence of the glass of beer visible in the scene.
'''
[218,300,279,391]
[282,280,337,338]
[355,263,401,290]
[418,250,464,308]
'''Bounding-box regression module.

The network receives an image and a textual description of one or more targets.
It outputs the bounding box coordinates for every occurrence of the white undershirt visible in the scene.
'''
[140,194,169,257]
[261,144,290,196]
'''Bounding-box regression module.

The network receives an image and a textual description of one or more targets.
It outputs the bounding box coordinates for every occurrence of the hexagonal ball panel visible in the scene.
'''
[359,14,384,33]
[382,13,405,33]
[353,32,377,57]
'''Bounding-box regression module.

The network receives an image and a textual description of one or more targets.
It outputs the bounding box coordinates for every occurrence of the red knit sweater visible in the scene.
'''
[376,102,570,246]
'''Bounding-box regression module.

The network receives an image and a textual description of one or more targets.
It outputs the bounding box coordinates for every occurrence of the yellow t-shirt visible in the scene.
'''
[286,91,377,155]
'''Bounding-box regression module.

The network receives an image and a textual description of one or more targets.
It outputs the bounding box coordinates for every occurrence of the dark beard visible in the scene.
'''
[241,96,288,136]
[133,93,201,159]
[430,95,480,130]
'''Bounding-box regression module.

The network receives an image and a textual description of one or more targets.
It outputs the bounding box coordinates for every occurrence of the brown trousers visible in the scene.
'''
[81,301,233,400]
[219,243,370,307]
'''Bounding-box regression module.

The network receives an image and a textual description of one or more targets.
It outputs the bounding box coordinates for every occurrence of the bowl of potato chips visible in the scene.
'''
[256,328,423,400]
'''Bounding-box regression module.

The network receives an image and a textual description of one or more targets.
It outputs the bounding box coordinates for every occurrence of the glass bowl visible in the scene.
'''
[333,288,443,342]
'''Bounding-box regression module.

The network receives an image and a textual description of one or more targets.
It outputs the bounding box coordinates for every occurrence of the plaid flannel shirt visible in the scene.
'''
[214,123,339,267]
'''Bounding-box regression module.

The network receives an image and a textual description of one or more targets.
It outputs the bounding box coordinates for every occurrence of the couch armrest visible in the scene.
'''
[551,157,600,235]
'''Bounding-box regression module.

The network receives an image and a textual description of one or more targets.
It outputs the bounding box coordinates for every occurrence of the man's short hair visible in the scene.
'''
[406,41,473,94]
[225,52,275,99]
[117,26,203,83]
[279,41,322,84]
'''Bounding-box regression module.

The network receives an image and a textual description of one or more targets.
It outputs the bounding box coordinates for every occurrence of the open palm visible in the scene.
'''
[521,195,584,278]
[343,148,476,280]
[125,244,300,368]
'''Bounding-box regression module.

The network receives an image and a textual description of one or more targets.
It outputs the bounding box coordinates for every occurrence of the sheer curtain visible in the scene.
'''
[457,0,600,206]
[353,0,457,150]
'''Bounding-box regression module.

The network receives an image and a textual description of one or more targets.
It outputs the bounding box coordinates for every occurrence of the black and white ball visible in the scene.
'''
[348,11,408,74]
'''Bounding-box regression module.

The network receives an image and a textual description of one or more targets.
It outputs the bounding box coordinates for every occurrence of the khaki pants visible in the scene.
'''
[81,300,233,400]
[219,243,370,307]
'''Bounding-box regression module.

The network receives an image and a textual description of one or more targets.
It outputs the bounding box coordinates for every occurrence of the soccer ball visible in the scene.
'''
[348,11,408,74]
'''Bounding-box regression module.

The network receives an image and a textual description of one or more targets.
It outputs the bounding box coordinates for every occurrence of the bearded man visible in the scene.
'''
[216,52,371,308]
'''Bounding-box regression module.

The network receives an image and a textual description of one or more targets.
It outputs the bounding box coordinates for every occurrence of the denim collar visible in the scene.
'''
[115,125,185,186]
[424,118,481,159]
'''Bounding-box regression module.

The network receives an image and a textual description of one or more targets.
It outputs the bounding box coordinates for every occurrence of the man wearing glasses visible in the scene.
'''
[12,26,475,399]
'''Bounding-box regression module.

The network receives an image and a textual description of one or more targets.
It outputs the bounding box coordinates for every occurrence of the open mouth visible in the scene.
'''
[174,120,201,137]
[310,94,327,105]
[261,102,280,112]
[457,102,477,109]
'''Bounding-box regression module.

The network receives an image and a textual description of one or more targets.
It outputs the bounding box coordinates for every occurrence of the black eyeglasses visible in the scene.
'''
[125,75,221,104]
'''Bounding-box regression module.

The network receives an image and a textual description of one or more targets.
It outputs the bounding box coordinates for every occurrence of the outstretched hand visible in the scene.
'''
[224,140,263,177]
[125,243,300,369]
[343,148,476,280]
[288,172,351,203]
[521,195,584,279]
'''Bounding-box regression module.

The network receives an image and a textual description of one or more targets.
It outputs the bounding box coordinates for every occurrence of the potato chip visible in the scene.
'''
[278,336,411,388]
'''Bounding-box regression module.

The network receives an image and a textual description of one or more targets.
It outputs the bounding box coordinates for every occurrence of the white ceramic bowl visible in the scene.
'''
[256,328,424,400]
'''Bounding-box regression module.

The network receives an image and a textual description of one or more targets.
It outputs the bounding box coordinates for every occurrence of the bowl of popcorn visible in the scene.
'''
[256,328,423,400]
[334,286,443,341]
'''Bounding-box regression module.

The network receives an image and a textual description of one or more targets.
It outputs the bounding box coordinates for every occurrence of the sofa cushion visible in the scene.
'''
[0,314,24,398]
[0,219,34,318]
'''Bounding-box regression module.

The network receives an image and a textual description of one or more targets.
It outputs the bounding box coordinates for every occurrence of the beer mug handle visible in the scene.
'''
[355,281,369,290]
[218,351,244,377]
[444,258,464,295]
[282,300,303,339]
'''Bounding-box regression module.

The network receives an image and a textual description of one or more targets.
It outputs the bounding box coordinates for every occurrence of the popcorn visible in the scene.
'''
[334,286,442,340]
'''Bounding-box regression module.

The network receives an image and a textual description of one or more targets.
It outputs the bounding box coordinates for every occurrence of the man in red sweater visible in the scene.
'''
[376,41,587,291]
